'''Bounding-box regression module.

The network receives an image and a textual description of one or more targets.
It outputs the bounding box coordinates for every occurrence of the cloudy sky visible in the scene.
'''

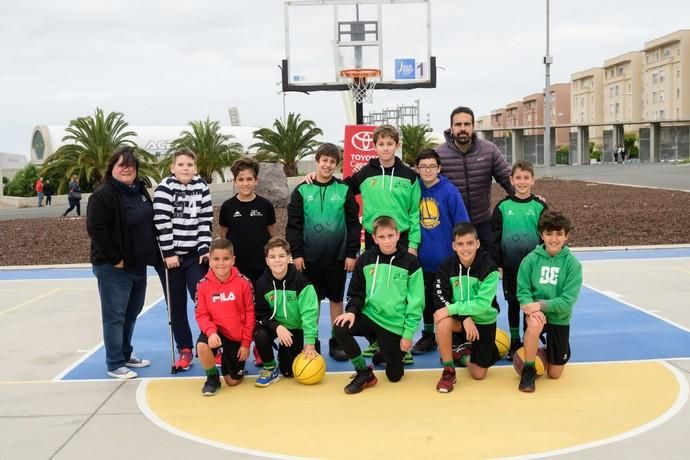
[2,0,689,158]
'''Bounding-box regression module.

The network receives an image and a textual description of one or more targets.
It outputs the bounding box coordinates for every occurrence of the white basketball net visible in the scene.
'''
[345,75,380,104]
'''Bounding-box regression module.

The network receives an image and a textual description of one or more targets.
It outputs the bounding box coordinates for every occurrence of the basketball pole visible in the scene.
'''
[356,101,364,125]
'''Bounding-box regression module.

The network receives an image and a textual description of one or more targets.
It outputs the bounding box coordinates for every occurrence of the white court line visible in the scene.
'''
[497,361,689,460]
[585,283,690,334]
[52,295,165,381]
[136,379,312,460]
[0,288,61,316]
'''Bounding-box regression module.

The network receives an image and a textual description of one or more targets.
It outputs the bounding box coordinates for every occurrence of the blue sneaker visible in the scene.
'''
[255,366,281,387]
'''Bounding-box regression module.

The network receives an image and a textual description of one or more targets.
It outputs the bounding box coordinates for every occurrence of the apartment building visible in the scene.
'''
[603,51,644,125]
[522,92,543,135]
[549,83,571,145]
[643,29,690,121]
[505,101,523,128]
[571,67,604,145]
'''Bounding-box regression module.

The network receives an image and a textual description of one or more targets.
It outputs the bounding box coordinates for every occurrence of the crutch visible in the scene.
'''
[158,245,179,374]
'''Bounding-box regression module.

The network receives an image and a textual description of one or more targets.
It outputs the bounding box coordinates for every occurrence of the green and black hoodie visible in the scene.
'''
[286,177,361,269]
[517,245,582,326]
[345,245,424,340]
[254,264,319,345]
[347,157,421,249]
[491,194,547,271]
[433,250,500,325]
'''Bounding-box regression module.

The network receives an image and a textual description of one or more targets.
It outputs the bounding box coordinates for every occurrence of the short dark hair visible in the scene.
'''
[372,215,398,234]
[210,238,234,255]
[231,157,259,179]
[415,149,441,166]
[450,106,475,125]
[452,222,478,240]
[315,143,341,163]
[264,236,291,256]
[511,160,534,177]
[172,148,197,163]
[105,146,139,182]
[538,210,572,234]
[373,124,400,144]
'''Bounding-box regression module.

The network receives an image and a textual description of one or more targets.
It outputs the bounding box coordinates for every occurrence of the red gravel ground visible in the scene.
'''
[1,178,688,266]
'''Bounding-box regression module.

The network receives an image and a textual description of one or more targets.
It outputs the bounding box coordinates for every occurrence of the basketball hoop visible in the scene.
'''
[340,68,381,104]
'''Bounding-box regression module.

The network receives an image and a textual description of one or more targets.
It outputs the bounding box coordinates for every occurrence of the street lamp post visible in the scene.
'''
[543,0,553,176]
[277,65,287,122]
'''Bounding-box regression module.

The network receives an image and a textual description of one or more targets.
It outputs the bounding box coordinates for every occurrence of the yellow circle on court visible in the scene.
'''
[140,362,683,459]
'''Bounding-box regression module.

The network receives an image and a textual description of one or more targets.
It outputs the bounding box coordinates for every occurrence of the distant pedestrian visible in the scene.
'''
[63,175,82,217]
[620,145,627,163]
[35,177,44,207]
[43,180,54,206]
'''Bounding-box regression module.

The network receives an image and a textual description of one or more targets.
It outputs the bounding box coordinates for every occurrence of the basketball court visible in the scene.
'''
[2,246,690,459]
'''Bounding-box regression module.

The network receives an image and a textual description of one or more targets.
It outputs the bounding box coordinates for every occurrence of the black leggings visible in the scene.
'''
[503,269,523,332]
[334,313,405,382]
[63,197,81,216]
[254,325,304,377]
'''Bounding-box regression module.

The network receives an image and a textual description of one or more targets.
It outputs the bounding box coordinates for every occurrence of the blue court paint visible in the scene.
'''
[4,247,688,281]
[60,282,690,380]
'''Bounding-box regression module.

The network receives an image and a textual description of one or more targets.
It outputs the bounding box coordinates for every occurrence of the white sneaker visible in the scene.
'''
[126,355,150,368]
[107,367,138,379]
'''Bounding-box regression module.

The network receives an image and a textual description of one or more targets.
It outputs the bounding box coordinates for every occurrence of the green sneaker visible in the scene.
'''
[402,351,414,365]
[362,342,379,357]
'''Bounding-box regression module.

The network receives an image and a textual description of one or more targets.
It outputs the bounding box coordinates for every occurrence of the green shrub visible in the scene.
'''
[4,163,40,197]
[556,146,569,164]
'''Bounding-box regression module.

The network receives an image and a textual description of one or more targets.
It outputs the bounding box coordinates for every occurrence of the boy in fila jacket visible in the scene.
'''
[516,210,582,393]
[334,216,424,394]
[432,223,501,394]
[195,239,255,396]
[253,238,320,387]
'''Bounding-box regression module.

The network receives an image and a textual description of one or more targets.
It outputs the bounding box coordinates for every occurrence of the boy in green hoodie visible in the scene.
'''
[253,237,320,387]
[517,210,582,393]
[333,216,424,394]
[433,223,501,393]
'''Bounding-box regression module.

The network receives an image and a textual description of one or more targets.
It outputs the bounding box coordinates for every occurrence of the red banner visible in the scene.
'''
[343,125,377,178]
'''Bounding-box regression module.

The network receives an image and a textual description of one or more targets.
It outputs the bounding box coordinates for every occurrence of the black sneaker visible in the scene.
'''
[519,365,537,393]
[328,338,348,362]
[202,374,221,396]
[344,365,378,394]
[507,339,522,361]
[410,333,437,355]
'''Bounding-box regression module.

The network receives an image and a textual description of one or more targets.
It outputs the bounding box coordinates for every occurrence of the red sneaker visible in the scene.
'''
[253,345,263,367]
[436,366,457,393]
[175,348,193,371]
[214,351,222,367]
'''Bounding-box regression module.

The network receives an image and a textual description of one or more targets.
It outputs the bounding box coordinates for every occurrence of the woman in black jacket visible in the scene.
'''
[86,147,160,379]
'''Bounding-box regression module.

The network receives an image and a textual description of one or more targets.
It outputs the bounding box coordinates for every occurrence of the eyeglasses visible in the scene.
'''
[417,165,439,171]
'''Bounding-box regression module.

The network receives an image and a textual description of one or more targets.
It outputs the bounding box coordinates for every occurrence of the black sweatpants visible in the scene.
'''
[156,251,207,351]
[254,325,304,377]
[422,271,437,327]
[334,313,405,382]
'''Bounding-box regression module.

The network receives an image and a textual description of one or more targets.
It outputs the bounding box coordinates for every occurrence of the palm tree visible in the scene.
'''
[40,108,158,192]
[400,124,438,166]
[250,113,323,177]
[163,118,244,183]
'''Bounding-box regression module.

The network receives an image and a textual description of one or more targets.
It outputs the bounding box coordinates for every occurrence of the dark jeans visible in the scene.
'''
[64,197,81,216]
[156,251,207,351]
[93,264,147,371]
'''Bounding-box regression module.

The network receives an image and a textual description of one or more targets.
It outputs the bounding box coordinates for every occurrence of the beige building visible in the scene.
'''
[549,83,571,146]
[642,30,690,121]
[522,92,544,135]
[571,67,605,146]
[505,101,523,128]
[603,51,644,125]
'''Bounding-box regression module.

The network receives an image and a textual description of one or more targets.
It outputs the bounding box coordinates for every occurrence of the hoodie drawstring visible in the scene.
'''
[458,264,472,302]
[269,280,288,320]
[379,164,395,192]
[369,256,380,298]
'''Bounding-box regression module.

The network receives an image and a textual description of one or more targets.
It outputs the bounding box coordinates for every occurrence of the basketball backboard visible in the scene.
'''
[282,0,435,93]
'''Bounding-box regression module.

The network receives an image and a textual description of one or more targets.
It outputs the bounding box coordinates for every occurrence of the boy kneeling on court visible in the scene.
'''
[253,237,320,387]
[334,216,424,394]
[517,210,582,392]
[195,239,255,396]
[433,223,501,393]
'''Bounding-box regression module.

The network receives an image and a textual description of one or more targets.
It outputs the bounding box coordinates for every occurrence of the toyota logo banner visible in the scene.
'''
[343,125,377,178]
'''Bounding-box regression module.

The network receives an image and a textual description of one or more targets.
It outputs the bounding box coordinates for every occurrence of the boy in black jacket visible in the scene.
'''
[334,216,424,394]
